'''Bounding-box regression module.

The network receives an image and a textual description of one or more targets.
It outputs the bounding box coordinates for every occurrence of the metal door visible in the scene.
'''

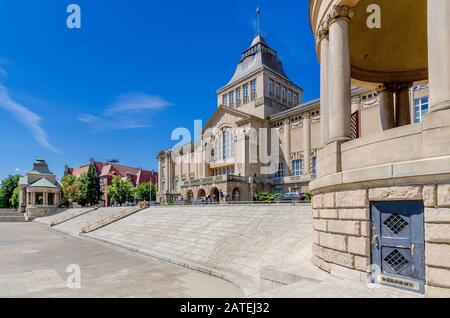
[371,201,425,293]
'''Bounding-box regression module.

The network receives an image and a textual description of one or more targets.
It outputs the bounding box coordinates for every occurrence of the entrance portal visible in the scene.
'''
[210,188,220,203]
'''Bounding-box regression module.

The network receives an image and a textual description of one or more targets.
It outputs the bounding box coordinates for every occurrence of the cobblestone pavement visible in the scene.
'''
[0,223,243,298]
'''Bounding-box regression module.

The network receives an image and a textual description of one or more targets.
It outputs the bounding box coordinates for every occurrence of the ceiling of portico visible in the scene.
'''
[349,0,428,83]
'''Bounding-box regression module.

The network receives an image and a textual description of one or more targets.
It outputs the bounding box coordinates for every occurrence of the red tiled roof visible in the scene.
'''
[67,161,158,185]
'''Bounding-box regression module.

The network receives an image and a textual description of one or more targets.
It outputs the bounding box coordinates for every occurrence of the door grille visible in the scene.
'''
[384,249,409,274]
[383,213,408,234]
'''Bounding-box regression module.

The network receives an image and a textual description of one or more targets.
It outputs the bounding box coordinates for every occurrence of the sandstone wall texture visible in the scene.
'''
[87,205,312,283]
[312,184,450,297]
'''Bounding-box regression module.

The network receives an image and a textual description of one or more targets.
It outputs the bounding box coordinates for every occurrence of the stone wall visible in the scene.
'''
[312,188,370,283]
[311,184,450,297]
[423,184,450,297]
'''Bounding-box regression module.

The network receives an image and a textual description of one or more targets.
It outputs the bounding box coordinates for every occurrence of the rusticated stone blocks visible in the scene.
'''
[369,186,422,201]
[335,189,368,208]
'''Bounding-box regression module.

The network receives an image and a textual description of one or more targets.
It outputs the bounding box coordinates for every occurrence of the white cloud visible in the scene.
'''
[78,113,149,133]
[80,92,171,133]
[0,83,61,154]
[105,93,171,115]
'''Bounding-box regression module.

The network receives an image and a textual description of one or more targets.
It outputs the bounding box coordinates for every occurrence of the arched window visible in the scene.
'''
[213,128,235,163]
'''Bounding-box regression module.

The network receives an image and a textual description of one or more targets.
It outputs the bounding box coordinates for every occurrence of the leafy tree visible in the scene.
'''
[255,192,281,203]
[9,187,20,209]
[0,175,20,208]
[61,174,81,206]
[135,182,156,202]
[79,162,102,206]
[107,176,134,206]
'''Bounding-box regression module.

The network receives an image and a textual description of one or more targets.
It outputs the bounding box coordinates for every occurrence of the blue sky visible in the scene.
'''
[0,0,320,180]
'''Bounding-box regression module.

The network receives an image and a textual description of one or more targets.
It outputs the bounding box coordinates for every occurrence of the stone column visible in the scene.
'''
[187,151,191,180]
[328,5,354,142]
[283,119,291,176]
[165,156,170,191]
[195,147,200,179]
[158,159,162,191]
[395,83,412,127]
[32,192,36,206]
[319,31,330,145]
[378,85,395,130]
[44,193,48,206]
[428,0,450,112]
[303,114,311,175]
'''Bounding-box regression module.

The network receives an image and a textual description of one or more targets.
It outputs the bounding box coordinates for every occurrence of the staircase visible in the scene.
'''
[0,209,27,222]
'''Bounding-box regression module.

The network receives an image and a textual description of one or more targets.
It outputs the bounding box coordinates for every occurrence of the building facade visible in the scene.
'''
[309,0,450,296]
[18,159,61,219]
[65,159,158,206]
[157,33,431,205]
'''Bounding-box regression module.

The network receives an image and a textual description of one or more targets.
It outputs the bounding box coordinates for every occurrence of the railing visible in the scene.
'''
[81,205,145,233]
[149,200,311,208]
[50,207,98,226]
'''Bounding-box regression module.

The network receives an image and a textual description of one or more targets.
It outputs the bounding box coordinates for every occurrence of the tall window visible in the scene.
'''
[214,129,234,162]
[251,80,257,100]
[292,160,302,176]
[311,156,317,175]
[275,83,280,98]
[244,83,249,103]
[287,90,292,105]
[414,96,430,123]
[282,86,287,101]
[293,94,298,106]
[268,79,274,96]
[229,91,235,107]
[236,87,241,106]
[223,94,228,106]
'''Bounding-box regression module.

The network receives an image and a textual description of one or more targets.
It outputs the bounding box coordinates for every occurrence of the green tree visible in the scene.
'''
[61,174,81,206]
[0,175,20,208]
[9,187,20,209]
[79,162,102,206]
[135,182,156,202]
[107,176,134,206]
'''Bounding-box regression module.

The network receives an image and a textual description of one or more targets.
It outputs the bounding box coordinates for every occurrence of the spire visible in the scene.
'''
[256,6,262,36]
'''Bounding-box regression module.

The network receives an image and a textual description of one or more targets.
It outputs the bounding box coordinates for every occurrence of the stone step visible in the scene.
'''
[0,215,27,222]
[0,210,21,216]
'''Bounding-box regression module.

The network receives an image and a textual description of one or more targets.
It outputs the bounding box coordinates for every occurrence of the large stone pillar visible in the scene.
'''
[165,156,170,191]
[395,83,412,127]
[157,159,162,190]
[328,6,354,142]
[319,32,330,145]
[428,0,450,112]
[303,114,311,175]
[283,119,291,176]
[378,85,395,130]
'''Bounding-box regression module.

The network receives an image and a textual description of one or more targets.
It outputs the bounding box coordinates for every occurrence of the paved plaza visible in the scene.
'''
[0,223,243,298]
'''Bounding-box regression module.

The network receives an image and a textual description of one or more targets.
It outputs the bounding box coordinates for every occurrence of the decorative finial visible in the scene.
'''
[256,6,262,36]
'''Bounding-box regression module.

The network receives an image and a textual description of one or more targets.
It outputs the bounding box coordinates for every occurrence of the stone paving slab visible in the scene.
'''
[0,223,243,298]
